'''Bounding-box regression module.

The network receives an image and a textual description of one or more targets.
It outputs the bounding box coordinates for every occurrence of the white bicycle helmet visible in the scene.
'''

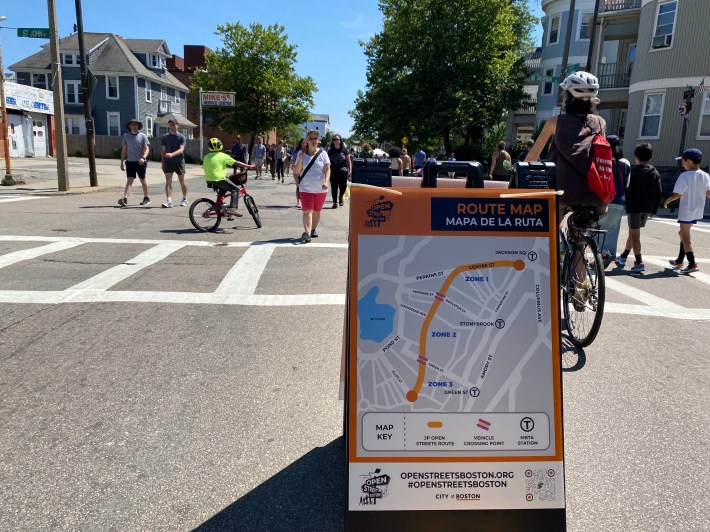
[559,71,599,99]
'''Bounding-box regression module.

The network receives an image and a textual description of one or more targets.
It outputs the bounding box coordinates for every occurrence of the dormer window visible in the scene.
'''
[148,54,166,69]
[61,53,81,66]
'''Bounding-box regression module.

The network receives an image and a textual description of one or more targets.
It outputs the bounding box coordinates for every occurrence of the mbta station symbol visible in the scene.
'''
[520,417,534,432]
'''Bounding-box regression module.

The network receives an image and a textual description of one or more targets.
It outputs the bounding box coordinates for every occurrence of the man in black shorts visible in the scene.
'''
[119,118,150,207]
[160,118,187,208]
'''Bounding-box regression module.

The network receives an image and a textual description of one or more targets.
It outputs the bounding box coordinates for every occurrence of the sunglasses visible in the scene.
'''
[334,138,341,141]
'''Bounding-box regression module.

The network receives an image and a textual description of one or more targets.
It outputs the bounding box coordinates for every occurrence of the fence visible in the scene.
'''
[66,134,205,162]
[597,62,632,89]
[604,0,641,12]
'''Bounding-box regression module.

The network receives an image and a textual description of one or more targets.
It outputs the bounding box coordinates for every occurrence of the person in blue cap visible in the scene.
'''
[663,148,710,274]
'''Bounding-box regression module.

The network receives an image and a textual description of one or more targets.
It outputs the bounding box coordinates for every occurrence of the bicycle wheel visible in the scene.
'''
[189,198,222,232]
[243,194,262,228]
[562,236,605,347]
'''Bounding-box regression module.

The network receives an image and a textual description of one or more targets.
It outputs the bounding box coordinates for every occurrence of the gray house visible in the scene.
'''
[9,32,196,141]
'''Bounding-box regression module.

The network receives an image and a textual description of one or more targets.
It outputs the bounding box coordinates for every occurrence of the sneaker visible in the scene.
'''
[680,264,699,274]
[140,197,151,206]
[117,197,128,207]
[602,253,614,269]
[332,202,338,209]
[630,262,645,273]
[162,200,173,208]
[180,197,188,207]
[669,259,684,269]
[301,231,311,243]
[226,208,243,217]
[615,255,627,266]
[339,200,344,206]
[310,228,318,238]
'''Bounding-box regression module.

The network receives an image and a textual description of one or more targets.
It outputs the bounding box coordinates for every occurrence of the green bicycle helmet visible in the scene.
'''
[208,138,224,152]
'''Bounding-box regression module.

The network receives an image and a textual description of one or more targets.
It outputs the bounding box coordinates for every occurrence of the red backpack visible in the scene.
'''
[587,127,616,204]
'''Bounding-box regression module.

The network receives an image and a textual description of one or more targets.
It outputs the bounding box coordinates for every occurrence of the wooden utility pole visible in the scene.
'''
[75,0,97,186]
[48,0,69,191]
[560,0,578,80]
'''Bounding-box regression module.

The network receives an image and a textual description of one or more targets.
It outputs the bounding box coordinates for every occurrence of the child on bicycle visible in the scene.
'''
[203,138,255,216]
[663,148,710,274]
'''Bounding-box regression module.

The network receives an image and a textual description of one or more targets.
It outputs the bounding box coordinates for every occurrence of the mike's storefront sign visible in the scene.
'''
[200,91,235,107]
[346,187,565,531]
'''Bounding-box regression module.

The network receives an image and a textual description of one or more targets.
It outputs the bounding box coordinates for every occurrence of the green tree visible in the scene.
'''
[191,22,316,157]
[351,0,536,157]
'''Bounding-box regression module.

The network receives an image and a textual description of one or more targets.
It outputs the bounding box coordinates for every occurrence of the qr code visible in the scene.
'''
[525,469,557,502]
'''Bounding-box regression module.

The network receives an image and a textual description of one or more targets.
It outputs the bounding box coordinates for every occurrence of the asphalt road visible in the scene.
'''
[0,177,708,531]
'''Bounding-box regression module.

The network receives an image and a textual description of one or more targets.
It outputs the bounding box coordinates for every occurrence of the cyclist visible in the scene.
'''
[526,71,608,309]
[203,138,255,216]
[525,71,608,219]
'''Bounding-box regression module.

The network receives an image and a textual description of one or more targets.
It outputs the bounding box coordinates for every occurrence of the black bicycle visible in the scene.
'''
[559,205,606,347]
[189,171,262,232]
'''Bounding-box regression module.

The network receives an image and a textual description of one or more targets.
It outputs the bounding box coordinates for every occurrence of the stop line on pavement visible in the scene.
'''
[0,235,708,320]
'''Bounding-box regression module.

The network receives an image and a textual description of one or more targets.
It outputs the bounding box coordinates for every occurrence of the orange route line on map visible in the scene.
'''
[405,259,526,403]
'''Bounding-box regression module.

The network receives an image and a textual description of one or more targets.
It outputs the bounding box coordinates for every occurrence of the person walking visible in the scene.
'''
[489,141,512,181]
[663,148,710,274]
[388,147,403,177]
[401,148,412,176]
[267,143,276,180]
[294,130,330,243]
[275,140,287,183]
[597,135,631,267]
[118,118,151,207]
[413,146,426,171]
[160,118,187,208]
[284,143,293,177]
[328,134,351,208]
[615,142,662,272]
[292,137,307,209]
[252,135,267,179]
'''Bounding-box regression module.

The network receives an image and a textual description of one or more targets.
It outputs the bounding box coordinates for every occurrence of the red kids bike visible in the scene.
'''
[189,171,262,231]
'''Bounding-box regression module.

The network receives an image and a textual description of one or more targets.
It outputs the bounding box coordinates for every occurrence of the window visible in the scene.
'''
[107,112,120,136]
[106,76,119,99]
[158,126,169,138]
[174,91,180,104]
[148,54,166,69]
[548,15,560,45]
[31,73,48,90]
[543,68,555,95]
[65,115,84,135]
[65,80,82,104]
[145,81,152,102]
[160,86,168,113]
[619,110,627,138]
[61,53,80,66]
[578,12,593,40]
[640,93,664,138]
[698,92,710,139]
[145,115,154,138]
[652,1,677,49]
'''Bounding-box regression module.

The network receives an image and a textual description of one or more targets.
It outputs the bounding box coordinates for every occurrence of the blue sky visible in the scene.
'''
[1,1,544,137]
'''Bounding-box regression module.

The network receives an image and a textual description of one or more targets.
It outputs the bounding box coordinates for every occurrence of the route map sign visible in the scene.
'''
[345,187,565,531]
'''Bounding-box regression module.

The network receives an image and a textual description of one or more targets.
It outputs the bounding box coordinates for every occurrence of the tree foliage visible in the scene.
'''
[191,22,316,144]
[351,0,536,156]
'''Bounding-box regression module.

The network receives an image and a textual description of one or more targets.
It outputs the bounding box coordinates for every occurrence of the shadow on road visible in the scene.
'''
[195,437,345,532]
[606,267,679,280]
[560,332,586,372]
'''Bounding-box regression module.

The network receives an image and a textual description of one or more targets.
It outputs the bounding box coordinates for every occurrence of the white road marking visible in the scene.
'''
[0,195,49,204]
[649,218,710,234]
[0,241,85,270]
[214,244,275,295]
[0,236,708,317]
[67,242,188,291]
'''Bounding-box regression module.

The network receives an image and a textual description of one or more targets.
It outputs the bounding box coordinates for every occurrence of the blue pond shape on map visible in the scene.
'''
[358,286,395,342]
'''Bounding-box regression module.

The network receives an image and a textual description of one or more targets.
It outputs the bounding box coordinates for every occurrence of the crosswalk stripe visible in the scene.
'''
[214,244,275,295]
[67,243,188,291]
[0,241,85,270]
[0,195,49,204]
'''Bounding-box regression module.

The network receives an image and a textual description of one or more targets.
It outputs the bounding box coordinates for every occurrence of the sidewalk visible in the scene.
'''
[0,156,204,195]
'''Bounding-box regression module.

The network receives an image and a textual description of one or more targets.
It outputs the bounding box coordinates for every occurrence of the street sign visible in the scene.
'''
[530,74,560,83]
[17,28,50,39]
[683,87,695,100]
[346,187,565,530]
[564,63,581,75]
[200,91,236,107]
[401,136,409,145]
